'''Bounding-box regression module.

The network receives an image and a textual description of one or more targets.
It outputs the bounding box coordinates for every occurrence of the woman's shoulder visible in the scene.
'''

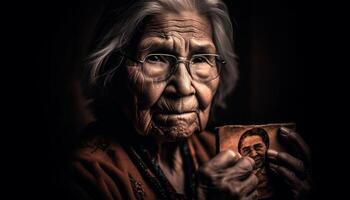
[69,122,145,199]
[72,122,131,168]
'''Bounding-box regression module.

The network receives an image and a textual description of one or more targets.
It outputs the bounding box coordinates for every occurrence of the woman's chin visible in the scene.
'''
[150,119,200,142]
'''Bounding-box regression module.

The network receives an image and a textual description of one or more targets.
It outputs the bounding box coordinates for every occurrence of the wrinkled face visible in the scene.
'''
[123,11,219,142]
[240,135,267,169]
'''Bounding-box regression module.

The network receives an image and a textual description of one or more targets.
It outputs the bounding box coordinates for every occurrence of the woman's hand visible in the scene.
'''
[267,127,312,200]
[195,150,259,200]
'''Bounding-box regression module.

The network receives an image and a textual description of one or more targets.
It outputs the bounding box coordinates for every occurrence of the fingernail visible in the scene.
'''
[227,150,240,159]
[237,152,242,159]
[279,127,290,137]
[267,149,278,158]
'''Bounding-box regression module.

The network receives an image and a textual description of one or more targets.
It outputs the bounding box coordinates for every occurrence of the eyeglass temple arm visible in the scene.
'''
[216,56,226,64]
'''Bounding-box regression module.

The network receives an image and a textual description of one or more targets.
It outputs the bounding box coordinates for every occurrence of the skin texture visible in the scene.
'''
[122,11,219,194]
[123,11,219,142]
[196,150,259,200]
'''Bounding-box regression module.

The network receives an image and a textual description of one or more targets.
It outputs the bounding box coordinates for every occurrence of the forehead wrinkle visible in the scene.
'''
[137,35,183,58]
[145,18,211,38]
[138,36,166,52]
[145,27,208,39]
[147,18,209,30]
[169,32,188,56]
[138,33,200,56]
[139,14,214,56]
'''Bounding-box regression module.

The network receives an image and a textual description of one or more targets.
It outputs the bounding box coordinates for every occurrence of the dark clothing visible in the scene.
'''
[69,123,216,200]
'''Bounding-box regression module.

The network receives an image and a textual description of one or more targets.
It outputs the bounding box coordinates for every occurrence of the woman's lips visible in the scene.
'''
[155,111,197,118]
[153,96,199,114]
[153,111,198,126]
[155,109,197,114]
[152,96,200,126]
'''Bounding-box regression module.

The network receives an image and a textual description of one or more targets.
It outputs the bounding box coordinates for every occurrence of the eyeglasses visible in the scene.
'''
[120,53,226,82]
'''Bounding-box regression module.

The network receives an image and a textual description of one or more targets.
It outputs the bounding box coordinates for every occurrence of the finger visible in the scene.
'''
[236,156,255,176]
[241,190,259,200]
[270,163,312,199]
[268,149,306,178]
[279,127,311,163]
[238,173,259,196]
[224,157,255,181]
[210,150,241,169]
[269,163,303,190]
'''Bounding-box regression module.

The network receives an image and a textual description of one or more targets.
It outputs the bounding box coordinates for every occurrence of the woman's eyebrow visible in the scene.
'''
[138,37,216,55]
[148,45,174,54]
[138,40,174,54]
[190,42,216,54]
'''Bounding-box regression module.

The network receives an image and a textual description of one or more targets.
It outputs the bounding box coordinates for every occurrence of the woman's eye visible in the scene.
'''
[147,55,162,62]
[192,56,207,63]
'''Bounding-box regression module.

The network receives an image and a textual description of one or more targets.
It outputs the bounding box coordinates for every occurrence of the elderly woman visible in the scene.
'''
[71,0,311,199]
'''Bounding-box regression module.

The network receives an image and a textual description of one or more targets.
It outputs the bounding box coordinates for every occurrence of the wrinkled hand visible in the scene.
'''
[195,150,259,200]
[268,127,312,200]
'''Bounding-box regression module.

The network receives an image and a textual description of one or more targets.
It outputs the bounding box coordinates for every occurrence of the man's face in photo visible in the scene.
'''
[240,135,267,169]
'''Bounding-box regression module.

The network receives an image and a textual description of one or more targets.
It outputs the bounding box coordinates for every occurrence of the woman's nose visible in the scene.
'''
[168,62,195,97]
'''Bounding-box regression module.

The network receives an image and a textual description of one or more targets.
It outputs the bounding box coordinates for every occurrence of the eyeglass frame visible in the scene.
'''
[117,52,226,82]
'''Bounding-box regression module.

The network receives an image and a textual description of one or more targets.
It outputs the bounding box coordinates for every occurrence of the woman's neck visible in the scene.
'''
[157,142,182,170]
[157,141,185,194]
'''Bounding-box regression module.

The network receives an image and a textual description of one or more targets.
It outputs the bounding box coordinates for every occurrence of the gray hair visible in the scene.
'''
[83,0,238,118]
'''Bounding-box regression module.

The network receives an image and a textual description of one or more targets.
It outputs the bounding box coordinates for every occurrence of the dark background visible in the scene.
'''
[5,0,338,199]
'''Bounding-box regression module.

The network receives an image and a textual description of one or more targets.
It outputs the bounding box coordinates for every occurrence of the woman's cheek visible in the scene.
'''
[127,67,166,108]
[192,78,219,129]
[192,78,219,109]
[198,105,211,130]
[126,67,167,135]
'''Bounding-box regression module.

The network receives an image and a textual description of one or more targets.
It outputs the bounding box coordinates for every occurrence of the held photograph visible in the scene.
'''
[217,123,304,200]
